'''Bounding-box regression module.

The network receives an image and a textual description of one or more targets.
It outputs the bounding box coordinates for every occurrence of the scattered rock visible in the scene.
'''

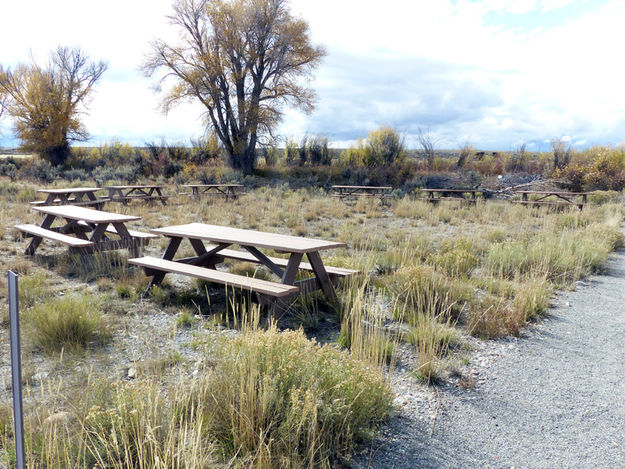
[45,411,72,426]
[29,371,49,386]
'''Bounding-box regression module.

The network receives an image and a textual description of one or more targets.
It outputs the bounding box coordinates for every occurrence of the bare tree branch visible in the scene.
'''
[143,0,325,173]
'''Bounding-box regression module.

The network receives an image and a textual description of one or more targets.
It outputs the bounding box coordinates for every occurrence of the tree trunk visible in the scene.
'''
[228,132,258,174]
[229,146,255,174]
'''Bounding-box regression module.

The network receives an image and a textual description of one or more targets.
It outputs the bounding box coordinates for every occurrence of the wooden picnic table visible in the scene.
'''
[130,222,355,307]
[420,188,484,203]
[182,184,244,201]
[15,205,156,256]
[106,185,168,205]
[513,191,588,210]
[331,185,393,203]
[31,187,109,209]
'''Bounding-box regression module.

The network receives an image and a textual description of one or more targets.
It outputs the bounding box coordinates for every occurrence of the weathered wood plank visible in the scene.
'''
[129,256,299,297]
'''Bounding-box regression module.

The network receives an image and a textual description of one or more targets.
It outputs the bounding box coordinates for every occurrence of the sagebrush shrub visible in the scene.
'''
[186,327,392,467]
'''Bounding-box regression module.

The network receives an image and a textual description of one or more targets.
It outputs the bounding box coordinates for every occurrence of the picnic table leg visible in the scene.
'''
[243,246,286,278]
[25,214,56,255]
[57,194,71,205]
[144,236,182,293]
[64,218,90,240]
[188,238,220,268]
[281,253,303,285]
[112,222,141,257]
[155,188,167,205]
[263,253,304,321]
[306,251,338,304]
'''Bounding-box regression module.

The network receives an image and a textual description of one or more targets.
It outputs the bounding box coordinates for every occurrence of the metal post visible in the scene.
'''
[8,271,25,469]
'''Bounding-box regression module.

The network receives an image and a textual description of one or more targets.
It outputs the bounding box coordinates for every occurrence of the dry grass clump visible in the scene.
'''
[84,382,217,468]
[4,379,217,468]
[429,248,479,277]
[56,251,134,282]
[387,265,468,322]
[18,272,54,308]
[404,311,456,383]
[468,294,524,338]
[338,277,396,368]
[2,325,391,468]
[485,224,624,285]
[23,295,110,352]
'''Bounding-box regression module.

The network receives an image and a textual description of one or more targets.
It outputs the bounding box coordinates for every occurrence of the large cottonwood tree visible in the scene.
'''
[143,0,325,173]
[0,47,107,165]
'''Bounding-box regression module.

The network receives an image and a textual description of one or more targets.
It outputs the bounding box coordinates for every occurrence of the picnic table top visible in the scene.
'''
[182,183,244,188]
[421,188,484,192]
[32,205,141,224]
[106,185,164,190]
[151,222,346,253]
[515,190,589,195]
[37,187,102,194]
[331,185,392,190]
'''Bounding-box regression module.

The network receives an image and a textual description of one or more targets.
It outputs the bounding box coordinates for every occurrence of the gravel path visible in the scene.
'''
[354,247,625,468]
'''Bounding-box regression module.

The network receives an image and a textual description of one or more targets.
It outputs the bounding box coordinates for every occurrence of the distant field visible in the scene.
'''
[0,150,32,159]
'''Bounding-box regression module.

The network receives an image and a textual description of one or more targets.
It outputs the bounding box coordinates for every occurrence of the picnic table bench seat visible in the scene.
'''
[30,197,111,208]
[181,184,244,201]
[15,224,94,249]
[511,200,585,209]
[420,188,483,203]
[424,196,478,204]
[104,225,158,239]
[129,256,300,298]
[106,185,168,205]
[330,193,392,199]
[215,248,358,279]
[512,191,588,210]
[72,220,159,240]
[110,194,169,201]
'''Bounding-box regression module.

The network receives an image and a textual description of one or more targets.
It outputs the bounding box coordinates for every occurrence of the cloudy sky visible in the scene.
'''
[1,0,623,150]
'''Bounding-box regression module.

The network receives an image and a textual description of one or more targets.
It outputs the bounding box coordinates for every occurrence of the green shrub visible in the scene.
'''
[176,310,195,328]
[363,126,405,167]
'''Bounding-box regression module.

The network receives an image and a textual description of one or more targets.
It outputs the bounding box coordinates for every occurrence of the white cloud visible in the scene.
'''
[1,0,623,149]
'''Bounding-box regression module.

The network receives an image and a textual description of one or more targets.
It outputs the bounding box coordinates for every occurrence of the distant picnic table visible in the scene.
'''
[181,184,244,201]
[129,222,358,309]
[30,187,109,209]
[15,205,156,257]
[106,185,168,205]
[420,188,484,203]
[331,185,393,203]
[512,191,588,210]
